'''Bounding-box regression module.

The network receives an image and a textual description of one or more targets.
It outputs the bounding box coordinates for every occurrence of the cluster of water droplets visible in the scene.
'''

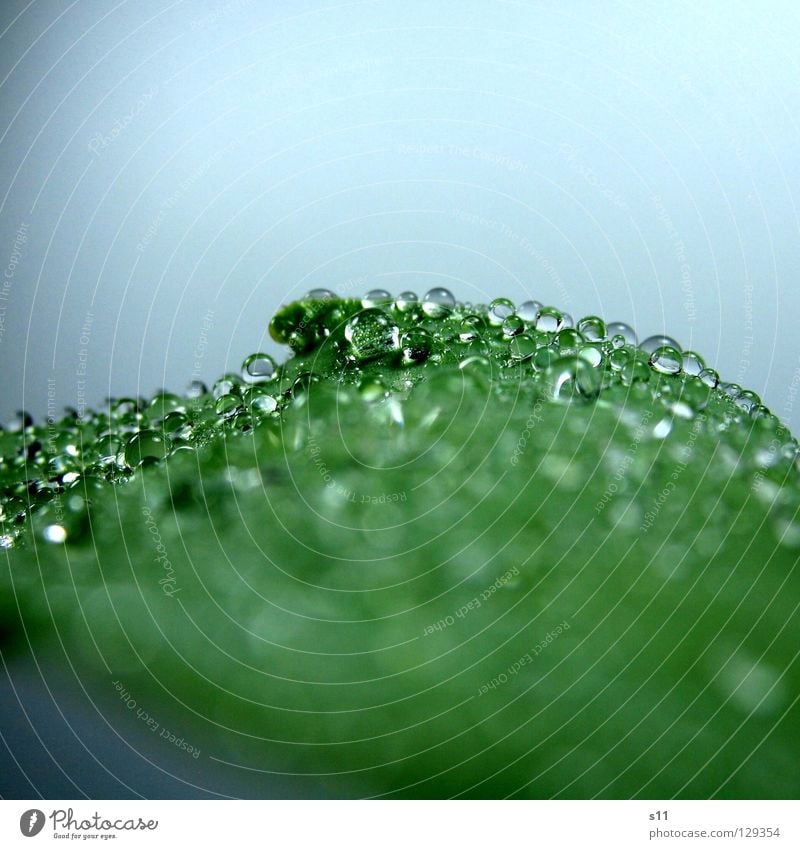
[1,287,797,549]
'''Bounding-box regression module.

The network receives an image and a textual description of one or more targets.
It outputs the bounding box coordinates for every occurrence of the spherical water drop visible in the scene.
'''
[509,334,537,360]
[488,298,515,326]
[400,328,432,364]
[699,368,719,388]
[501,315,524,337]
[544,356,600,401]
[640,334,681,354]
[186,380,207,398]
[535,307,563,333]
[344,309,400,361]
[242,353,277,383]
[577,316,606,341]
[649,345,682,375]
[516,300,541,323]
[606,322,637,345]
[124,431,168,466]
[362,289,392,308]
[681,350,705,376]
[459,315,484,342]
[422,287,455,317]
[394,291,418,312]
[305,288,335,300]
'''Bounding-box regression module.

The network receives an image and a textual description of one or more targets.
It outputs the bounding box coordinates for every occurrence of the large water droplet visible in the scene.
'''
[649,345,683,375]
[242,352,277,383]
[421,287,455,317]
[516,300,541,323]
[125,431,168,466]
[535,307,564,333]
[344,309,400,361]
[488,298,515,325]
[640,334,681,354]
[606,321,637,345]
[577,316,606,341]
[544,356,600,401]
[362,289,392,308]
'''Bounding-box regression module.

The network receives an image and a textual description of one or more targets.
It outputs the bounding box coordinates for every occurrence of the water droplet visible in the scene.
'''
[535,307,563,333]
[699,368,719,388]
[509,334,537,360]
[459,315,484,342]
[649,345,682,375]
[488,298,515,325]
[186,380,207,398]
[394,291,419,312]
[421,287,455,317]
[344,309,400,361]
[215,394,241,416]
[606,322,637,345]
[305,288,335,300]
[640,334,681,354]
[501,315,524,337]
[578,343,604,368]
[400,328,432,364]
[251,394,278,415]
[242,352,277,382]
[362,289,392,308]
[124,431,168,466]
[577,316,606,341]
[544,356,600,401]
[516,300,541,323]
[681,350,705,376]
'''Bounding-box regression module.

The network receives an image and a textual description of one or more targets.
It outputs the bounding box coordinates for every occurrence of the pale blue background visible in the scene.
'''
[1,0,799,429]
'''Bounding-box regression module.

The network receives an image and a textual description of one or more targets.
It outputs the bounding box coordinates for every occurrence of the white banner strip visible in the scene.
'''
[2,800,797,848]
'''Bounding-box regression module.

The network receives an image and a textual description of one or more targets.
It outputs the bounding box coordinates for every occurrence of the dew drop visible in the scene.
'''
[459,315,484,342]
[345,309,400,361]
[421,287,455,317]
[649,345,683,375]
[362,289,392,308]
[305,288,335,300]
[124,430,169,466]
[699,368,720,388]
[400,328,432,364]
[577,316,606,341]
[640,334,681,355]
[242,352,277,383]
[394,291,419,312]
[488,298,515,325]
[535,307,564,333]
[606,322,637,345]
[501,315,525,337]
[516,300,541,323]
[509,334,537,360]
[544,356,600,401]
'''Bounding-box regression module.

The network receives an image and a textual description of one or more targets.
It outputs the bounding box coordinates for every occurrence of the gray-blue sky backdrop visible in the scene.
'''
[1,0,799,429]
